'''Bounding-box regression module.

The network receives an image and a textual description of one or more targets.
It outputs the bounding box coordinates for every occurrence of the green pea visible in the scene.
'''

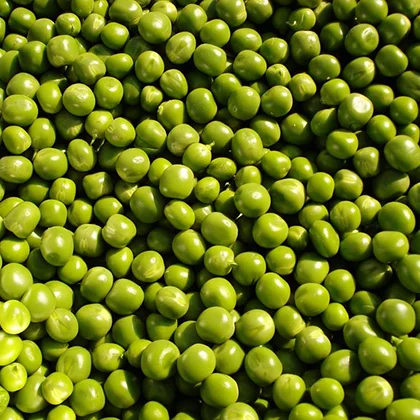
[272,374,306,411]
[384,135,420,173]
[129,186,166,224]
[4,201,40,239]
[69,379,105,417]
[33,148,68,181]
[320,78,350,106]
[46,35,79,67]
[290,30,321,65]
[186,88,218,125]
[140,339,179,381]
[40,226,74,267]
[322,302,349,331]
[200,373,239,408]
[101,22,129,50]
[15,374,48,414]
[193,44,227,78]
[295,326,331,364]
[159,164,195,200]
[0,300,30,335]
[73,223,105,258]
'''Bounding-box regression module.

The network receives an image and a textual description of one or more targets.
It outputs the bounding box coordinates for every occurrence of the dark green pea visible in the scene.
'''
[320,79,350,107]
[186,88,218,125]
[366,115,396,145]
[33,148,68,181]
[384,135,420,173]
[27,17,56,44]
[157,100,188,131]
[214,107,243,132]
[233,50,267,82]
[398,123,420,143]
[289,73,317,103]
[290,30,321,66]
[338,93,373,131]
[285,225,308,252]
[373,169,410,201]
[259,37,288,66]
[271,6,291,35]
[280,113,312,145]
[132,121,164,156]
[138,11,172,44]
[177,4,207,35]
[356,0,388,24]
[342,57,376,89]
[79,13,105,43]
[73,53,106,86]
[36,81,63,114]
[287,7,316,31]
[193,44,226,77]
[397,70,420,102]
[230,28,260,54]
[227,87,260,121]
[308,55,340,84]
[378,13,411,45]
[94,76,123,110]
[376,45,408,77]
[308,220,339,258]
[295,325,331,363]
[344,24,379,57]
[211,73,241,106]
[6,73,39,99]
[216,0,247,27]
[0,50,21,84]
[140,85,163,113]
[46,35,79,67]
[319,21,349,52]
[165,32,196,65]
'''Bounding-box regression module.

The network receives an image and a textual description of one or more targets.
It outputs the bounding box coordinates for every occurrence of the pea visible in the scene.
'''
[15,374,48,414]
[69,379,105,417]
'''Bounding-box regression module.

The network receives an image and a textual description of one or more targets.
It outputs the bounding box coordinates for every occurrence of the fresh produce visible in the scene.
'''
[0,0,420,419]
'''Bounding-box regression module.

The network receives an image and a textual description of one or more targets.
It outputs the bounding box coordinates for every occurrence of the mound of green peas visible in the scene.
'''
[1,0,420,419]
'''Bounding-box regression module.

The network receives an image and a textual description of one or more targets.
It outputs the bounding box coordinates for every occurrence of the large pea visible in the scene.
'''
[40,226,74,267]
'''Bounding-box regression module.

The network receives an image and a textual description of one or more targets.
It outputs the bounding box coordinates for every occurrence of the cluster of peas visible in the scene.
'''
[1,0,420,419]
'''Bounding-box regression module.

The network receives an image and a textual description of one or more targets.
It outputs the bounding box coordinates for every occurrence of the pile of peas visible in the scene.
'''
[0,0,420,419]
